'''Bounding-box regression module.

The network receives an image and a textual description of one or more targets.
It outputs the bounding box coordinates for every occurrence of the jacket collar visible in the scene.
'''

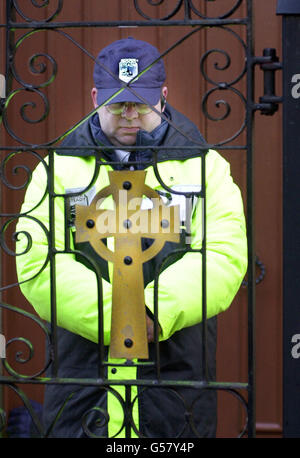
[56,104,208,162]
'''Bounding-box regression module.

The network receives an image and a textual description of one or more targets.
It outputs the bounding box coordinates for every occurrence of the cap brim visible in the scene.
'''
[96,87,161,107]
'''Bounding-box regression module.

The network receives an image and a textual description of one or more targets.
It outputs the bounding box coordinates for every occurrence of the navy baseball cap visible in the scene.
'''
[93,37,166,106]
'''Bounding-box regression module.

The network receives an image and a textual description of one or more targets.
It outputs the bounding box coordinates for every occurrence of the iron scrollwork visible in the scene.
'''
[0,302,52,379]
[133,0,184,20]
[12,0,63,23]
[0,0,256,439]
[200,26,247,146]
[188,0,244,19]
[133,0,244,21]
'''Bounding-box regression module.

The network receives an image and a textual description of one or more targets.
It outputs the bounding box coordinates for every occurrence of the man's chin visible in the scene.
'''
[116,134,138,146]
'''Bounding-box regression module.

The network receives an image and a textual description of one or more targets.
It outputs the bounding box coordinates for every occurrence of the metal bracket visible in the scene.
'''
[253,48,283,115]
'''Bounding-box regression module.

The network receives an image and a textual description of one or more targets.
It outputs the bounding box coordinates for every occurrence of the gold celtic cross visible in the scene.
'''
[75,170,180,359]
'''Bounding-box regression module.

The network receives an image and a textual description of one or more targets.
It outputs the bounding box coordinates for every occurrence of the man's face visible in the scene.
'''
[91,87,168,147]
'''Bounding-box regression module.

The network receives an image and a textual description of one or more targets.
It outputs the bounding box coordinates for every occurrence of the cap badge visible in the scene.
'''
[119,58,139,83]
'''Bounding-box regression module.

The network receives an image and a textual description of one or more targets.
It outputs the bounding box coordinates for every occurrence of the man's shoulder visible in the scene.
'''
[56,116,98,157]
[167,105,200,133]
[159,105,207,161]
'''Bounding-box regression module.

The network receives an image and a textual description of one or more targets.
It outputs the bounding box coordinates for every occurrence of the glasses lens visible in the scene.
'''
[106,103,124,114]
[106,102,152,115]
[136,104,152,114]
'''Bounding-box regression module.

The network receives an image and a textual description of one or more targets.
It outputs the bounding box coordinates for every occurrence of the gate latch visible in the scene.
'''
[253,48,283,115]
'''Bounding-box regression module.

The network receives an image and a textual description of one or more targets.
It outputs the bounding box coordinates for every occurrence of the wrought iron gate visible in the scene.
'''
[0,0,272,439]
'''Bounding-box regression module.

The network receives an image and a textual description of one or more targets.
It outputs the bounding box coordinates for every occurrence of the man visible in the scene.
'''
[16,37,247,438]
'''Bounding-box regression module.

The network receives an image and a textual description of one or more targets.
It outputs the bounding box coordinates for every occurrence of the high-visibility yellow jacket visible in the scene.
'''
[16,105,247,438]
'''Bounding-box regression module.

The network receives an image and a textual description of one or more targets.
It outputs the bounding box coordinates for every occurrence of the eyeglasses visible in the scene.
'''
[105,102,152,115]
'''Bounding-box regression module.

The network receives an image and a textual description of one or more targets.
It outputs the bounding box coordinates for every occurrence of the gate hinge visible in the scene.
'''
[253,48,283,116]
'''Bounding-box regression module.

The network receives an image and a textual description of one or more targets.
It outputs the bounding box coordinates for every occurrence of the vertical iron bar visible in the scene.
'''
[125,385,132,438]
[201,151,208,380]
[4,0,14,97]
[90,160,105,379]
[184,0,192,21]
[154,264,161,380]
[246,0,256,438]
[97,269,105,379]
[153,151,161,381]
[63,197,70,252]
[48,149,58,377]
